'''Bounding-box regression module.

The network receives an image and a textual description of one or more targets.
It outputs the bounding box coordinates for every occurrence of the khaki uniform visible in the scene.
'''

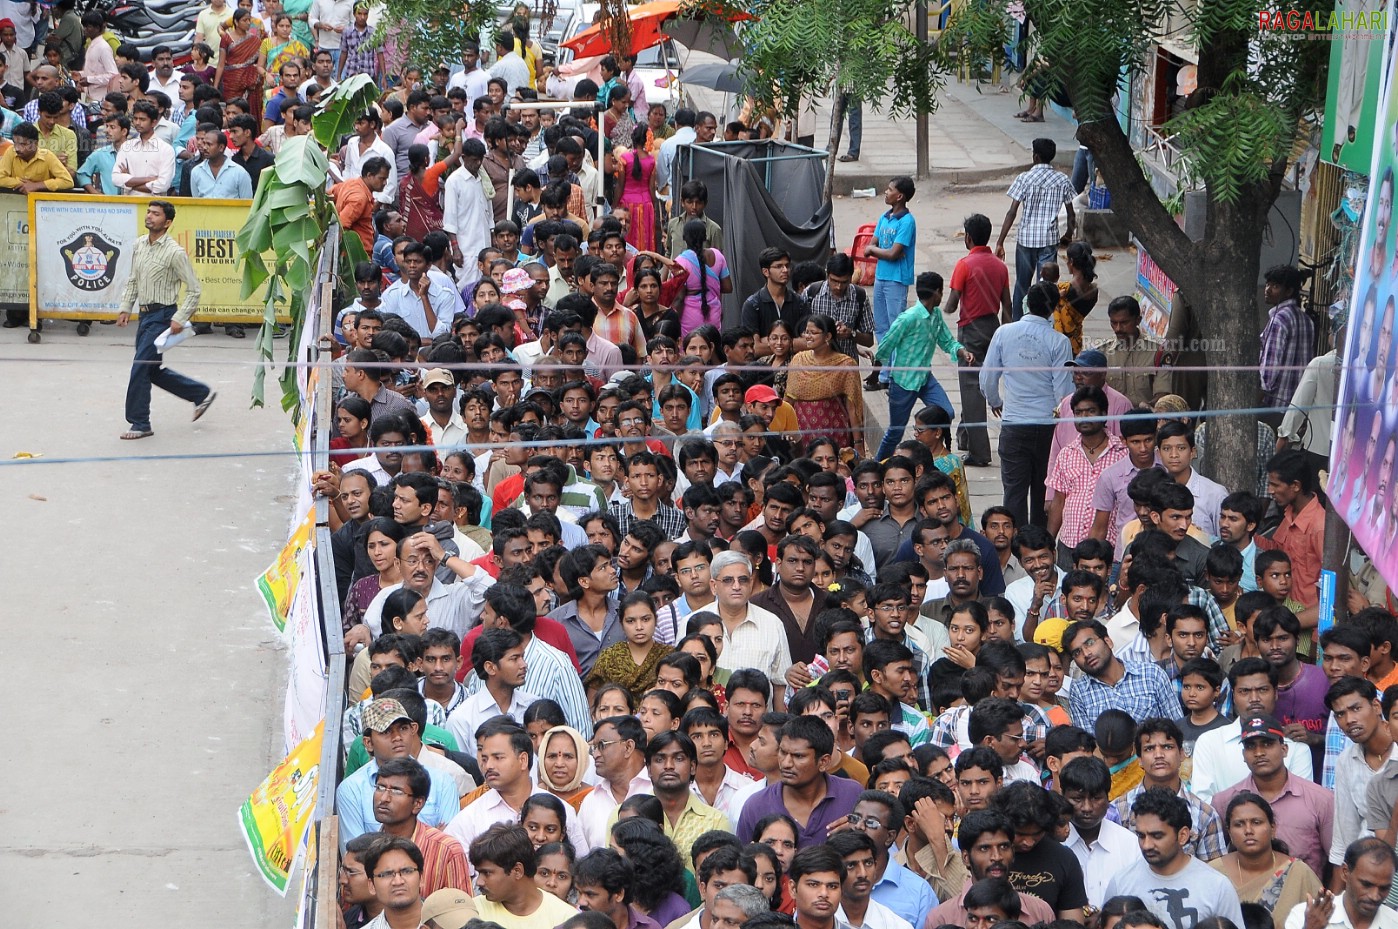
[1105,334,1172,406]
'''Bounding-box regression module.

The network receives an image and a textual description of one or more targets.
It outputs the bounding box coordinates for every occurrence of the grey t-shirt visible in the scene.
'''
[1102,856,1244,929]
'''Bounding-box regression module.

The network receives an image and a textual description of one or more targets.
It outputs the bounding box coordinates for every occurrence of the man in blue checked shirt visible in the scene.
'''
[78,113,125,194]
[1063,619,1184,731]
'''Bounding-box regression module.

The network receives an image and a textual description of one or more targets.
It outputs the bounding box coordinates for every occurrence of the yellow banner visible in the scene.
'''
[257,507,315,635]
[239,720,324,895]
[29,193,290,324]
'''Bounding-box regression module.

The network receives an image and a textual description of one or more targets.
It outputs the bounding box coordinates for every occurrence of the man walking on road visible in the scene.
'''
[116,200,215,440]
[995,138,1076,320]
[980,281,1071,528]
[943,213,1011,468]
[864,176,916,389]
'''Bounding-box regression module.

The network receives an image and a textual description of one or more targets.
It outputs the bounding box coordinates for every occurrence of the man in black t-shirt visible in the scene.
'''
[992,780,1090,919]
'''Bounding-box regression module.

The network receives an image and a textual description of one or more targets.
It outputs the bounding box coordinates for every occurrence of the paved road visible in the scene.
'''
[1,325,296,927]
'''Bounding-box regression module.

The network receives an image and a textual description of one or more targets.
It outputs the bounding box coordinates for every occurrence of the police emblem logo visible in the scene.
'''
[62,231,119,291]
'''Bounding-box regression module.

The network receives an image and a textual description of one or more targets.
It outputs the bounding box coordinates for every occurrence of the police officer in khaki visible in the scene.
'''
[1103,295,1172,407]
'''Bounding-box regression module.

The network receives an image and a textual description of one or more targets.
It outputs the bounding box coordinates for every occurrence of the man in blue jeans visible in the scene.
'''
[980,281,1072,528]
[874,271,975,460]
[864,176,917,389]
[117,200,216,439]
[995,138,1076,320]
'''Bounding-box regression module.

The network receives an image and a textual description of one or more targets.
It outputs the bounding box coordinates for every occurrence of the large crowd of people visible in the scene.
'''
[14,4,1393,929]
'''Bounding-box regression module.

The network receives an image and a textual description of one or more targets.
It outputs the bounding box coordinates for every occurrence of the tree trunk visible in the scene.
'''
[1075,114,1278,494]
[824,88,847,205]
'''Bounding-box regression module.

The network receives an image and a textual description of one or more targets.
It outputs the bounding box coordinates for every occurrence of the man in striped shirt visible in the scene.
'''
[372,756,473,897]
[116,200,215,440]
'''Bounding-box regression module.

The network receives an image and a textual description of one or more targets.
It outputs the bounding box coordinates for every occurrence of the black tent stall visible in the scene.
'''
[672,140,834,326]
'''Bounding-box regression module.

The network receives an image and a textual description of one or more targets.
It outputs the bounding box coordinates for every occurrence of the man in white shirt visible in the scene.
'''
[1059,756,1139,907]
[1002,526,1062,640]
[578,715,653,849]
[443,717,589,868]
[830,831,916,929]
[447,41,490,100]
[709,550,792,691]
[111,101,175,195]
[1283,838,1398,929]
[363,533,495,638]
[657,108,697,193]
[338,109,398,206]
[148,46,184,118]
[1190,657,1314,802]
[444,627,538,747]
[444,138,491,276]
[487,33,530,96]
[309,0,355,65]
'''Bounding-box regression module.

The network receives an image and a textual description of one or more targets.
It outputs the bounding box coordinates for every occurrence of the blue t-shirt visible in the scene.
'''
[874,209,916,285]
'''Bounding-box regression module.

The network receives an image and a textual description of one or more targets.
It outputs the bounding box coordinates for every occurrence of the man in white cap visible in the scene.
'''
[421,368,468,448]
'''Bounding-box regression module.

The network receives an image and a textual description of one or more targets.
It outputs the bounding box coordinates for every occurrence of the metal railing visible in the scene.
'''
[296,225,346,929]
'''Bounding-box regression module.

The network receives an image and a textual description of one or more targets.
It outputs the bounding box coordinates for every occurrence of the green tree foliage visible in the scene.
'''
[371,0,500,77]
[236,75,379,409]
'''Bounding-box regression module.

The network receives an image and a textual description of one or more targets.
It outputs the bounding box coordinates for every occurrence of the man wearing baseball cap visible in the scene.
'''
[421,368,468,448]
[336,697,466,847]
[1209,714,1334,878]
[421,887,479,929]
[1046,348,1134,477]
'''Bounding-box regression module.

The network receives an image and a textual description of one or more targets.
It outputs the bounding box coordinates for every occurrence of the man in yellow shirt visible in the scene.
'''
[0,122,73,191]
[469,822,579,929]
[35,92,77,173]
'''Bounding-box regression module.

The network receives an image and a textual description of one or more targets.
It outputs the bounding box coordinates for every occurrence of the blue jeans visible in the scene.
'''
[1071,146,1095,195]
[872,279,908,384]
[842,94,863,156]
[125,305,210,431]
[1012,243,1058,321]
[875,377,954,460]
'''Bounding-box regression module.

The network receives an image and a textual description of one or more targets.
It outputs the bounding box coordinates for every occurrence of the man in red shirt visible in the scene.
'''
[942,214,1011,468]
[330,155,391,252]
[1265,449,1324,609]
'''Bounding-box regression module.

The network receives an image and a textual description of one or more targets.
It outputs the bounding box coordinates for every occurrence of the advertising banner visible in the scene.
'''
[0,191,30,306]
[282,555,328,753]
[1135,246,1177,340]
[256,507,315,635]
[238,720,324,895]
[1318,1,1394,172]
[1330,0,1398,593]
[29,194,289,323]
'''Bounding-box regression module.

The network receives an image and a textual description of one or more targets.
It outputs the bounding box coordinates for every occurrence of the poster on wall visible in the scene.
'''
[1320,0,1394,171]
[1330,0,1398,593]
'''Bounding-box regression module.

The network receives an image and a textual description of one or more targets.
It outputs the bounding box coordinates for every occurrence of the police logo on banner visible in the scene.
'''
[61,230,119,291]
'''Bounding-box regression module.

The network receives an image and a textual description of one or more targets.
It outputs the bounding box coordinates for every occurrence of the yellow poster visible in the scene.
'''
[30,193,290,324]
[239,720,323,895]
[257,508,315,634]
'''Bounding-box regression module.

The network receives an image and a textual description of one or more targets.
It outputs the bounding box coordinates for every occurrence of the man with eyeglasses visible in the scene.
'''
[340,834,385,928]
[709,550,791,690]
[1062,619,1184,732]
[338,697,465,846]
[579,715,653,849]
[845,790,937,929]
[372,756,472,897]
[363,532,495,639]
[359,835,428,929]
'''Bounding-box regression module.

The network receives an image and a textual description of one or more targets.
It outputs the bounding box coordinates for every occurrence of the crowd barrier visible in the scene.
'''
[17,191,290,343]
[239,226,343,928]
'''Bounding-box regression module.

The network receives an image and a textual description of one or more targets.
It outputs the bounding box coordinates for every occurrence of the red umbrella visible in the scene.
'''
[561,0,753,59]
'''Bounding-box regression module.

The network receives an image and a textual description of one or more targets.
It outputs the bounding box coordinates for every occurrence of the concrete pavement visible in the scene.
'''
[815,75,1081,193]
[1,326,296,928]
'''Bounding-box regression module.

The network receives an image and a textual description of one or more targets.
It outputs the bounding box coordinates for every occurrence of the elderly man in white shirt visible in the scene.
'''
[708,550,792,692]
[363,534,495,639]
